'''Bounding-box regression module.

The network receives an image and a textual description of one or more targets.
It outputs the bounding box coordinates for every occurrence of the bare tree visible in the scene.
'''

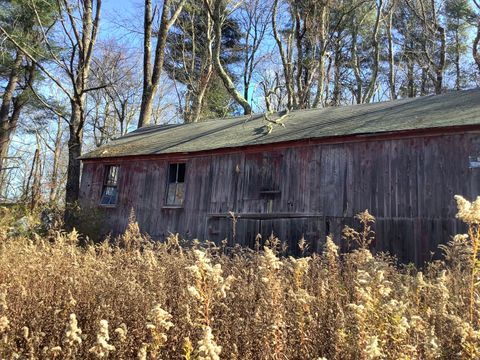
[0,54,36,195]
[87,89,115,147]
[1,0,104,223]
[349,0,384,104]
[239,0,271,106]
[44,116,65,205]
[405,0,446,94]
[165,1,215,123]
[24,131,43,210]
[87,42,142,144]
[271,0,366,109]
[138,0,187,128]
[102,54,142,135]
[385,0,397,99]
[331,29,345,105]
[312,1,331,108]
[204,0,252,115]
[26,102,68,207]
[258,69,287,113]
[271,0,295,109]
[473,0,480,72]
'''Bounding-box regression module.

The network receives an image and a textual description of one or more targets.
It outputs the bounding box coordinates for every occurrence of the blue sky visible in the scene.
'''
[100,0,145,44]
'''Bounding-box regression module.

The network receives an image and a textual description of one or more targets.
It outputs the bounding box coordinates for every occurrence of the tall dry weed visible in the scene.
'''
[0,197,479,358]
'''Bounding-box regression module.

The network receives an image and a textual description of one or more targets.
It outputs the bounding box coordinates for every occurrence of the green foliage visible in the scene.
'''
[0,0,58,111]
[164,0,243,121]
[201,74,235,119]
[444,0,475,87]
[0,0,57,56]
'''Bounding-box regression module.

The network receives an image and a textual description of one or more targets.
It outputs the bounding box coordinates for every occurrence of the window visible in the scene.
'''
[100,165,119,205]
[166,163,186,206]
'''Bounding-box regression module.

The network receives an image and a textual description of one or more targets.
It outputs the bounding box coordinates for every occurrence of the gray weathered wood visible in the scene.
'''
[80,131,480,264]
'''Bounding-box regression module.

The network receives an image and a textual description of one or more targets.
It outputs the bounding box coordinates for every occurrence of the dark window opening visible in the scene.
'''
[166,163,186,206]
[100,165,119,205]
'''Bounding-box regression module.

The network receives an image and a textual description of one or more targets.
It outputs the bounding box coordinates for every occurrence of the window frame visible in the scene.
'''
[99,164,120,206]
[165,162,186,207]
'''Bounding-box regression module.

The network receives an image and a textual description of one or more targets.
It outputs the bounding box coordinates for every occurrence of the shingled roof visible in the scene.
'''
[81,88,480,160]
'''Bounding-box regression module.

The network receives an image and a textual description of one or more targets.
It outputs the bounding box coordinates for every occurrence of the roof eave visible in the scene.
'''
[79,123,480,162]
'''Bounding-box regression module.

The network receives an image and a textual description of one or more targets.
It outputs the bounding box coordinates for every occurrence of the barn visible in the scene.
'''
[79,89,480,264]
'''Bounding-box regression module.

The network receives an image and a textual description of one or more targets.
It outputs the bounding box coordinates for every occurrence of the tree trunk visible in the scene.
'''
[189,11,213,123]
[49,116,63,205]
[407,43,415,98]
[190,71,212,123]
[474,18,480,72]
[0,52,22,194]
[29,140,42,211]
[363,0,382,104]
[313,55,325,108]
[293,5,305,109]
[64,102,83,227]
[138,0,186,127]
[138,0,154,128]
[25,148,38,204]
[272,0,295,110]
[331,33,342,106]
[63,0,101,227]
[139,85,157,127]
[434,69,443,94]
[313,5,327,108]
[350,29,362,104]
[455,29,461,90]
[212,2,251,115]
[387,7,396,100]
[435,25,446,95]
[0,130,10,197]
[420,67,428,96]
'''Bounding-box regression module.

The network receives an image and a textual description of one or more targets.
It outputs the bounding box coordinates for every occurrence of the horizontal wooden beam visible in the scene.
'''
[207,213,324,219]
[206,213,461,221]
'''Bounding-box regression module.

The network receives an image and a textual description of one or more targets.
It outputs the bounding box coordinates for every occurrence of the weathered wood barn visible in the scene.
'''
[80,89,480,264]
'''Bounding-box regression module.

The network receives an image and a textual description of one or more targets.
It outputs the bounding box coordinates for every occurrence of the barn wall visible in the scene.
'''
[79,131,480,264]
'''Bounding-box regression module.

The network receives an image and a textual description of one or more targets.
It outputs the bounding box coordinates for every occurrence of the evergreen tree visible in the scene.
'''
[0,0,56,197]
[164,0,243,122]
[445,0,475,89]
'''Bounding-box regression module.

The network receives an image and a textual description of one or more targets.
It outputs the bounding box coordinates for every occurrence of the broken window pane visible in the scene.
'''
[169,163,177,183]
[100,165,119,205]
[167,183,177,205]
[100,186,118,205]
[166,163,186,205]
[106,166,118,185]
[177,163,186,182]
[175,182,185,204]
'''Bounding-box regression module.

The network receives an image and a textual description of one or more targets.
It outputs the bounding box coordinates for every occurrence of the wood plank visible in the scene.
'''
[78,132,480,265]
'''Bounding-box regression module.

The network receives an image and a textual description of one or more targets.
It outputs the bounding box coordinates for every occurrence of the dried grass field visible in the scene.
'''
[0,196,479,359]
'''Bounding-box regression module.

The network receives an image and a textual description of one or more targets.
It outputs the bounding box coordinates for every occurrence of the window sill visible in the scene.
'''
[99,204,117,208]
[259,190,281,195]
[162,205,184,209]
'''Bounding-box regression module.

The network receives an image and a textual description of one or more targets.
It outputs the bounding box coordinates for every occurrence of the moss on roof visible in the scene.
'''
[81,89,480,160]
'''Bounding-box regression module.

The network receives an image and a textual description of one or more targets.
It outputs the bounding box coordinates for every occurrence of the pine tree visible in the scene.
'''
[164,0,243,122]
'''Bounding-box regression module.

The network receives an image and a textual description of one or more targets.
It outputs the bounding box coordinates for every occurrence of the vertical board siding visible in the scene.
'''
[79,132,480,264]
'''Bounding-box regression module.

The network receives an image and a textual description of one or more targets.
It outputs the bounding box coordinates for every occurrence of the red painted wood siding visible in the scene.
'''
[79,131,480,264]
